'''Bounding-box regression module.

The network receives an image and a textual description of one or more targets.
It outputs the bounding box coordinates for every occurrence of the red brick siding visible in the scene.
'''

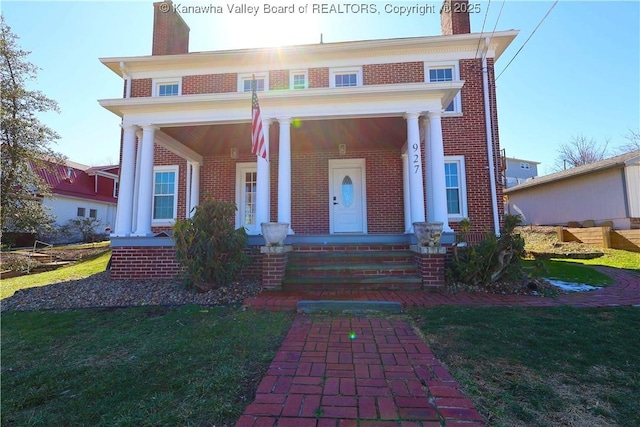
[110,246,179,279]
[182,73,237,94]
[262,252,289,289]
[309,67,329,88]
[415,252,446,290]
[363,62,424,85]
[131,79,152,97]
[152,1,189,55]
[269,69,289,90]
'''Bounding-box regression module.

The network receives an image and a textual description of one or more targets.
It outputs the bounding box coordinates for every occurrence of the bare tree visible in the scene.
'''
[554,134,609,171]
[615,129,640,154]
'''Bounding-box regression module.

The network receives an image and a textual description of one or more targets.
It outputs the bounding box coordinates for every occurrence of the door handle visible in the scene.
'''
[333,202,339,205]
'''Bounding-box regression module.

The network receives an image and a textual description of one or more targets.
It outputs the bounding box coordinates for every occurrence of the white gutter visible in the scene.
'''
[120,61,131,98]
[482,37,500,235]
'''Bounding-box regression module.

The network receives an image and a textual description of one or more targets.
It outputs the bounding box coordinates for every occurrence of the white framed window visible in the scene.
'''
[444,156,468,220]
[290,70,308,90]
[329,67,362,88]
[152,78,182,97]
[152,165,179,223]
[238,73,269,92]
[520,162,530,170]
[235,162,258,232]
[425,62,461,113]
[77,207,86,217]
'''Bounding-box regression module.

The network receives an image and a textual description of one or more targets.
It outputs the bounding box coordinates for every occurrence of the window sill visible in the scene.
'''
[152,220,176,227]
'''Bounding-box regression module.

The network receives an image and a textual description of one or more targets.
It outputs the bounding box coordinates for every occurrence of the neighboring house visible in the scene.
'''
[100,0,518,282]
[505,151,640,230]
[35,160,119,240]
[503,156,540,188]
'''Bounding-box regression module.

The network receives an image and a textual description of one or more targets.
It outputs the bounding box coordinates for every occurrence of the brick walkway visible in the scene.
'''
[237,267,639,426]
[236,316,484,427]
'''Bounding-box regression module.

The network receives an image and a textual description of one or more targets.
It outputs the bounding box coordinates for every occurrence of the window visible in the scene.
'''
[426,62,461,113]
[114,179,119,198]
[153,166,179,222]
[520,162,530,170]
[329,67,362,88]
[77,207,86,217]
[235,163,258,232]
[89,209,97,219]
[238,73,268,92]
[152,78,182,97]
[444,156,468,219]
[290,70,308,90]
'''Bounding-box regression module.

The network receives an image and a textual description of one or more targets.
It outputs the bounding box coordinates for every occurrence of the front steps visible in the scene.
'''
[282,249,423,291]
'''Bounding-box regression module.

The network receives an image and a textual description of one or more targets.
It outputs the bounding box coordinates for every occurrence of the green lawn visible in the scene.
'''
[414,306,640,427]
[559,248,640,272]
[1,306,293,426]
[1,250,111,299]
[522,258,614,286]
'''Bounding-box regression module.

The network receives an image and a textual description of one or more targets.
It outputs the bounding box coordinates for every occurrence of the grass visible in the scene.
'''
[414,306,640,427]
[559,248,640,272]
[522,258,614,286]
[1,306,293,426]
[0,250,111,300]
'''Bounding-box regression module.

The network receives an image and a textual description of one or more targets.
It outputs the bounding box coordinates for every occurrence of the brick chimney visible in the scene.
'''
[441,0,471,35]
[152,0,190,55]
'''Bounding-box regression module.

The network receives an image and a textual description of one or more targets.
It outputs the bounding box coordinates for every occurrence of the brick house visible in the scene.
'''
[99,0,517,289]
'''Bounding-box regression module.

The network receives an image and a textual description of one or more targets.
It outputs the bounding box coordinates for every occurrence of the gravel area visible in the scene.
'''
[1,272,262,312]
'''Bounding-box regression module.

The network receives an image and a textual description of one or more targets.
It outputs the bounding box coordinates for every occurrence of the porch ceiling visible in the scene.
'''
[161,117,407,156]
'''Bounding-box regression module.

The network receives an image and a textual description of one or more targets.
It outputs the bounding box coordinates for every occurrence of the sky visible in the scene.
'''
[3,0,639,175]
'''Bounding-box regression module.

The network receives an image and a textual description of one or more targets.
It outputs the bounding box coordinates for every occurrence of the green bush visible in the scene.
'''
[172,199,248,291]
[448,214,526,286]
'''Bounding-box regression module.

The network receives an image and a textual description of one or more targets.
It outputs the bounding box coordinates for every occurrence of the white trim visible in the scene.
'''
[329,67,363,88]
[235,162,258,234]
[237,72,269,92]
[328,158,367,234]
[289,70,308,90]
[444,155,468,221]
[425,61,462,114]
[152,77,182,97]
[152,165,179,226]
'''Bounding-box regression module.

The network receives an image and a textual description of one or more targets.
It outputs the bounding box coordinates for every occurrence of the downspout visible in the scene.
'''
[482,37,501,236]
[120,61,131,98]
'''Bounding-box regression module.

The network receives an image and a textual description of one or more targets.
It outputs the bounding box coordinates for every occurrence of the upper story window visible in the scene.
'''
[520,162,530,170]
[329,67,362,88]
[238,73,269,92]
[152,78,182,97]
[290,70,308,90]
[153,165,179,223]
[425,62,461,113]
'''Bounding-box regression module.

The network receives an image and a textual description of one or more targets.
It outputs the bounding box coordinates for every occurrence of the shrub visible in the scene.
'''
[172,199,248,291]
[448,214,526,286]
[59,218,104,243]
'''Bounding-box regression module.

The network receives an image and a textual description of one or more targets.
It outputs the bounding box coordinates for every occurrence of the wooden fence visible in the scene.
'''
[557,226,640,252]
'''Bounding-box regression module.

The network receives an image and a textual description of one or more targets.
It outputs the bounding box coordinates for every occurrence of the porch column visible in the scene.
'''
[277,117,294,233]
[401,152,411,233]
[256,119,271,233]
[423,117,435,222]
[133,125,157,237]
[405,112,425,229]
[113,124,137,236]
[131,129,143,234]
[427,110,452,232]
[188,161,200,218]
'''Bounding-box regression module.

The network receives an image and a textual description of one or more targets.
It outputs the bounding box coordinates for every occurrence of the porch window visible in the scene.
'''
[238,73,268,92]
[235,163,258,231]
[329,67,362,88]
[444,156,468,220]
[290,70,308,90]
[153,166,179,222]
[426,62,461,113]
[152,78,182,97]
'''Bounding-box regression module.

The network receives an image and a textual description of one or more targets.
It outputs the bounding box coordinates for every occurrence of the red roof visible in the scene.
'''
[32,161,119,204]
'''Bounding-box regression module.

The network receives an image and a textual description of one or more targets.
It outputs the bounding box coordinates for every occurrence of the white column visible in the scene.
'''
[113,125,138,236]
[131,129,143,234]
[423,117,435,222]
[189,161,200,218]
[133,125,157,237]
[256,119,271,233]
[401,152,412,233]
[427,110,452,232]
[405,112,425,229]
[277,117,294,234]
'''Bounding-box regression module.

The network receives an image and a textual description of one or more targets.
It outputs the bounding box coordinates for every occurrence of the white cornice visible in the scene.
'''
[100,31,518,78]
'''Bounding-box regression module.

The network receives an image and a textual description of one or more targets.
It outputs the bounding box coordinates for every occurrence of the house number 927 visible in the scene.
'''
[413,143,420,173]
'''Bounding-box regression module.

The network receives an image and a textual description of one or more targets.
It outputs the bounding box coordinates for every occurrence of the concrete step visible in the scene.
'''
[286,262,419,278]
[282,275,423,291]
[297,300,403,315]
[289,250,415,265]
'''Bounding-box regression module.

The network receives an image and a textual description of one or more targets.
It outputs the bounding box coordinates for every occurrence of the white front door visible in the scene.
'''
[329,159,366,233]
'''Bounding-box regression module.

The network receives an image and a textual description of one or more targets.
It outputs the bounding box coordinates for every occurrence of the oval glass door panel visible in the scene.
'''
[342,175,353,207]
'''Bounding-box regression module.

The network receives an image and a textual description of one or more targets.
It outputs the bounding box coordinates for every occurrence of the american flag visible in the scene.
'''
[251,78,267,160]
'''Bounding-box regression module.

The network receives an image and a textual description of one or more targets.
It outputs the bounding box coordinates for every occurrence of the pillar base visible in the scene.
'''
[261,245,293,290]
[411,245,446,291]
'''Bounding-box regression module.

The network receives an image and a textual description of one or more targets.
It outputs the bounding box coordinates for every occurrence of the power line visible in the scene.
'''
[489,0,506,40]
[496,0,559,81]
[475,0,491,60]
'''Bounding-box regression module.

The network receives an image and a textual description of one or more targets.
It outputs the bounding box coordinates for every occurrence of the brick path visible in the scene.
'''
[237,267,639,426]
[236,316,484,427]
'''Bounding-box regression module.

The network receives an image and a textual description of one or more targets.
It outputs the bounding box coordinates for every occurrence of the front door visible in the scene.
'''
[329,159,366,233]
